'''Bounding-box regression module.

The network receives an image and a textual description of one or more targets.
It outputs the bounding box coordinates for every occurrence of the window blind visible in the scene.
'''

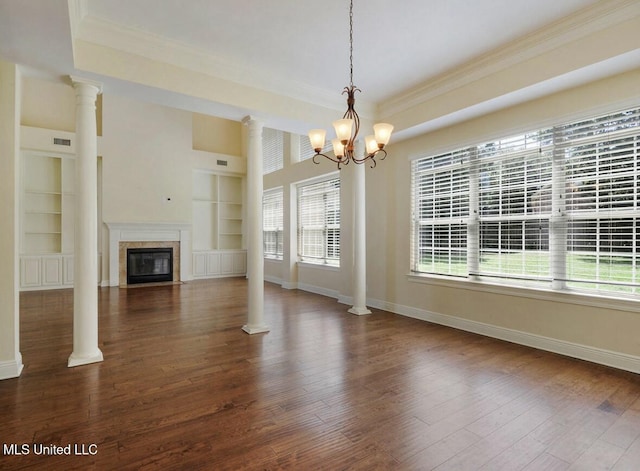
[558,108,640,293]
[411,105,640,298]
[411,148,470,276]
[263,128,284,174]
[297,178,340,265]
[263,187,284,259]
[476,131,553,282]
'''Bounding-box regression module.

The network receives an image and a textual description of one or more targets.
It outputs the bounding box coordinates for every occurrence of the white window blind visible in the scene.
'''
[411,149,470,276]
[476,131,553,282]
[297,177,340,265]
[558,108,640,293]
[263,128,284,174]
[263,187,284,259]
[411,105,640,298]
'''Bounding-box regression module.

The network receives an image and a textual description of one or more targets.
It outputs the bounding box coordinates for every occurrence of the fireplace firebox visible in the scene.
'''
[126,248,173,285]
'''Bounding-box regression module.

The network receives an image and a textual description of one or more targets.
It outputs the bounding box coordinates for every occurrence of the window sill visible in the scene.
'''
[407,272,640,313]
[297,261,340,272]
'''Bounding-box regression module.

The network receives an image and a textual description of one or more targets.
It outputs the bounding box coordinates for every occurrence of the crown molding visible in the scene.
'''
[379,0,640,119]
[74,14,376,119]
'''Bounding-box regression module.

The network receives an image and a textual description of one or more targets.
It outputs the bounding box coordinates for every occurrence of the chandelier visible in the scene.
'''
[308,0,393,169]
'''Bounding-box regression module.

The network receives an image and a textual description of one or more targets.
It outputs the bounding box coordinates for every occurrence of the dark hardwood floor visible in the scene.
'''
[2,278,640,470]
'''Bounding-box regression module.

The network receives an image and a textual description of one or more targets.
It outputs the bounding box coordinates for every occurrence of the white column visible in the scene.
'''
[0,60,23,380]
[68,76,103,367]
[242,116,269,334]
[349,140,371,315]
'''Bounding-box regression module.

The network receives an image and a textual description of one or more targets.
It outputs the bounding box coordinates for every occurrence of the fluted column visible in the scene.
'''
[349,141,371,315]
[242,116,269,334]
[68,76,103,367]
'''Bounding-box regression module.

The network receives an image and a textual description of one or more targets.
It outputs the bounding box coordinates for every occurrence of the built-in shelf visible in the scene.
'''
[21,151,76,289]
[192,171,244,251]
[191,170,245,279]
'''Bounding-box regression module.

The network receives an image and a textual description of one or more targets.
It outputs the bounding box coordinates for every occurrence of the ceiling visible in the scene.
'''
[1,0,640,140]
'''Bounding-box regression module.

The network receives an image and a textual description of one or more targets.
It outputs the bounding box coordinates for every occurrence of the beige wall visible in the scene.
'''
[21,77,75,132]
[10,64,640,372]
[262,67,640,370]
[366,68,640,363]
[192,113,242,156]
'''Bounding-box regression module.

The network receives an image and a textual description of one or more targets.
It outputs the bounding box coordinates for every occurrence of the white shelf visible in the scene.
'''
[192,171,244,251]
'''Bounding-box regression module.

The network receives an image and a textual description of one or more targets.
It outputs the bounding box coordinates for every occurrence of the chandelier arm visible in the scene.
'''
[351,153,375,168]
[313,151,350,169]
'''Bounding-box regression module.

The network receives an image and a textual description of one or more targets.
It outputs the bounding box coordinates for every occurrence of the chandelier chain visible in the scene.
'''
[349,0,354,87]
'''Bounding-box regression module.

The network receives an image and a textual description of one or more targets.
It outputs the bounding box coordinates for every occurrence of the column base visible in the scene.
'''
[68,349,104,368]
[242,324,270,335]
[348,306,372,316]
[0,355,24,380]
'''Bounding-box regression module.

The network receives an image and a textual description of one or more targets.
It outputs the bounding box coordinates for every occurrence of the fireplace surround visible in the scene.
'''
[106,222,191,287]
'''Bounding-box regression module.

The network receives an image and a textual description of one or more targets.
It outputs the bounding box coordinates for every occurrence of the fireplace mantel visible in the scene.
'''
[105,222,191,287]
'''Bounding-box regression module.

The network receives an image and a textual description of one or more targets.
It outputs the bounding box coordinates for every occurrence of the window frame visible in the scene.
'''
[263,186,284,260]
[263,127,284,174]
[296,174,341,266]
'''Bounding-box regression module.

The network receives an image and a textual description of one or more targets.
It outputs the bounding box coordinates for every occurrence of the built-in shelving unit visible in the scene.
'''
[20,151,75,290]
[192,170,246,278]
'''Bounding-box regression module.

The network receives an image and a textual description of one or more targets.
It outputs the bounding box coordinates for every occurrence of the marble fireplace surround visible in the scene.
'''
[105,222,191,287]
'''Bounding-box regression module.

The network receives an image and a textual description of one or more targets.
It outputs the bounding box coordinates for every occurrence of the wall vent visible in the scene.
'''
[53,137,71,146]
[216,159,228,166]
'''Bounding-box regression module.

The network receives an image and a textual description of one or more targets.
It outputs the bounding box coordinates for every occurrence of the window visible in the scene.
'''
[411,106,640,298]
[263,187,284,259]
[297,177,340,266]
[263,127,284,174]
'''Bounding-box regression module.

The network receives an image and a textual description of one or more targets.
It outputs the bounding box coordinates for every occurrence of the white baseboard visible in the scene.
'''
[368,298,640,375]
[0,355,24,380]
[264,275,283,286]
[296,283,340,300]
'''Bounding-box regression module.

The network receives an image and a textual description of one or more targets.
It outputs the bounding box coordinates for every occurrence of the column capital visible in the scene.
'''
[241,115,264,128]
[69,75,103,95]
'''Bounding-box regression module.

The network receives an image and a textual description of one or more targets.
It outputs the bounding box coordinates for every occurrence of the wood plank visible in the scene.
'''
[1,279,640,470]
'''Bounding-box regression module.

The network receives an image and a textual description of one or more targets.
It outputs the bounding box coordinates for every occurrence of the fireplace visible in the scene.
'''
[106,222,190,287]
[117,240,180,287]
[127,248,173,285]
